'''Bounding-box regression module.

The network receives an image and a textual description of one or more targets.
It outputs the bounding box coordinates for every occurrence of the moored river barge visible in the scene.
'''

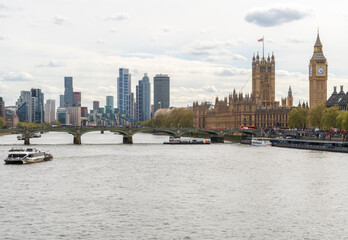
[270,139,348,153]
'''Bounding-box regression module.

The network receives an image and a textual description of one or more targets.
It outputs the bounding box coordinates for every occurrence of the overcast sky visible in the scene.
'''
[0,0,347,109]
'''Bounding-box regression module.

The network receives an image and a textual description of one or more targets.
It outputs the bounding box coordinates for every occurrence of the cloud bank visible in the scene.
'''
[1,72,35,82]
[106,13,130,21]
[245,5,310,27]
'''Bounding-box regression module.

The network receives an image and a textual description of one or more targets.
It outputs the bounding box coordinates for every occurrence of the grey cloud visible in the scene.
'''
[0,35,5,40]
[1,72,34,81]
[106,13,130,21]
[245,6,310,27]
[53,15,69,25]
[36,60,63,68]
[96,39,106,44]
[202,86,218,93]
[215,68,250,76]
[161,26,171,32]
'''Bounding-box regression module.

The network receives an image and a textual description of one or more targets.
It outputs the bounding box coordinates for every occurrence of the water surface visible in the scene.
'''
[0,132,347,239]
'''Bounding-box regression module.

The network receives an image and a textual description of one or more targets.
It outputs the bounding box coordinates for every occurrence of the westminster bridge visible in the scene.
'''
[0,127,259,145]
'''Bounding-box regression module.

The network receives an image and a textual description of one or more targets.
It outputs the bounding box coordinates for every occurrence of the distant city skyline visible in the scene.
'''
[0,0,347,109]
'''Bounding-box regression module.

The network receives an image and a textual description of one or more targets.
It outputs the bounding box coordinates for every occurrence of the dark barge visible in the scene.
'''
[270,139,348,153]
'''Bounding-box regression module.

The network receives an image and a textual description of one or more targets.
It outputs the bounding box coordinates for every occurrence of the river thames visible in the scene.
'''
[0,132,347,239]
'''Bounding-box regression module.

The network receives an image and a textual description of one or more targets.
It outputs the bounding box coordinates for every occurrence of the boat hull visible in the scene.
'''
[270,139,348,153]
[163,142,210,145]
[4,154,53,164]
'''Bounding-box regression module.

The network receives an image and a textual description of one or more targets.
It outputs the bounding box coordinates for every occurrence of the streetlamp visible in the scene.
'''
[158,101,161,109]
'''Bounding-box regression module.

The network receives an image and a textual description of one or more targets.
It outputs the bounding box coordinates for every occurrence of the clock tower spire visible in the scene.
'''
[309,30,327,108]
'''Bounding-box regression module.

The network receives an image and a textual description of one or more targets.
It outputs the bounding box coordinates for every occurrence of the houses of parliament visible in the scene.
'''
[193,32,328,129]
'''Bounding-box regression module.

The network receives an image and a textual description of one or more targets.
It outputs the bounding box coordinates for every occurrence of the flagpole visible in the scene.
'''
[263,35,264,58]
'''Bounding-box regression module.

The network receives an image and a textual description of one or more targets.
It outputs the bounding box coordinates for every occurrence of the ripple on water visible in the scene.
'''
[0,132,348,239]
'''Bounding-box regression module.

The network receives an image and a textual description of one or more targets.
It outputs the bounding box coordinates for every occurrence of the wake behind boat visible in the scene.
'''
[4,148,53,164]
[164,136,210,144]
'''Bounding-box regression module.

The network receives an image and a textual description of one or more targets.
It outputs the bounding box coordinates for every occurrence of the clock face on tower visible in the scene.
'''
[317,67,325,75]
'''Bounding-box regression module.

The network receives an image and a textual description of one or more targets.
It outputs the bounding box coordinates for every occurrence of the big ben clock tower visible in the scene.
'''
[309,31,327,108]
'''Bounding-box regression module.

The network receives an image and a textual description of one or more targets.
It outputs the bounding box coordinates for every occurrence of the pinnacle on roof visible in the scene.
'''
[314,32,322,47]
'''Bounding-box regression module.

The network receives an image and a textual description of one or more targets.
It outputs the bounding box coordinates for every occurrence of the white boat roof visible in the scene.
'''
[9,148,40,153]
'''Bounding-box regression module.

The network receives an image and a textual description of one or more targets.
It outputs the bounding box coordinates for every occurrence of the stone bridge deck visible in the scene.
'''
[0,127,259,144]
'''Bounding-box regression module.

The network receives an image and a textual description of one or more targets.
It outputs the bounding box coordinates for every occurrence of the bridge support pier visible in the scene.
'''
[24,129,30,145]
[211,136,224,143]
[123,135,133,144]
[74,136,81,145]
[74,129,81,145]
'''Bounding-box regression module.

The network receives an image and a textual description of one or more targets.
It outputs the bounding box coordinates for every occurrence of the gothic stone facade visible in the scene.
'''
[193,52,293,129]
[309,32,328,109]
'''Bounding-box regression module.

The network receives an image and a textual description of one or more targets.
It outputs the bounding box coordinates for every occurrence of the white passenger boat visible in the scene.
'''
[164,136,210,144]
[4,148,53,164]
[33,132,41,138]
[251,138,271,146]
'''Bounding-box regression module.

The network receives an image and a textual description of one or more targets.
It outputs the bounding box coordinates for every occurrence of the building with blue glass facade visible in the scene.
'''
[136,73,151,122]
[64,76,73,107]
[153,74,170,113]
[117,68,131,115]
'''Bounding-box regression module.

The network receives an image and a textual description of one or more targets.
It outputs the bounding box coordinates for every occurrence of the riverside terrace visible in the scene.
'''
[0,127,259,145]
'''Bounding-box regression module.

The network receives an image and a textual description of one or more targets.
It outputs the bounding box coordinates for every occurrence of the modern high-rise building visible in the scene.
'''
[16,91,31,122]
[136,73,151,122]
[81,107,88,117]
[67,107,81,126]
[153,74,170,112]
[106,96,114,109]
[64,77,73,107]
[0,97,5,118]
[309,31,327,108]
[130,92,135,121]
[60,95,64,107]
[30,88,45,123]
[57,107,69,125]
[73,92,81,107]
[44,99,56,123]
[117,68,131,115]
[93,101,100,111]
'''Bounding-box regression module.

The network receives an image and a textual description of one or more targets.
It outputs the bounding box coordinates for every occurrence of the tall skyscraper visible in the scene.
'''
[309,31,327,108]
[130,92,135,121]
[16,91,31,122]
[60,95,64,107]
[93,101,100,111]
[44,99,56,123]
[153,74,170,112]
[64,77,73,107]
[30,88,45,123]
[117,68,131,115]
[106,96,114,109]
[73,92,81,107]
[0,97,5,118]
[136,73,151,122]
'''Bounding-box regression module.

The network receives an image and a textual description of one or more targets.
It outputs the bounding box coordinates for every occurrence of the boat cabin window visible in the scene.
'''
[9,154,26,158]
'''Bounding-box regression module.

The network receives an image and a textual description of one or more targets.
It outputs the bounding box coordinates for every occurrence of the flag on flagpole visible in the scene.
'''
[258,38,264,42]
